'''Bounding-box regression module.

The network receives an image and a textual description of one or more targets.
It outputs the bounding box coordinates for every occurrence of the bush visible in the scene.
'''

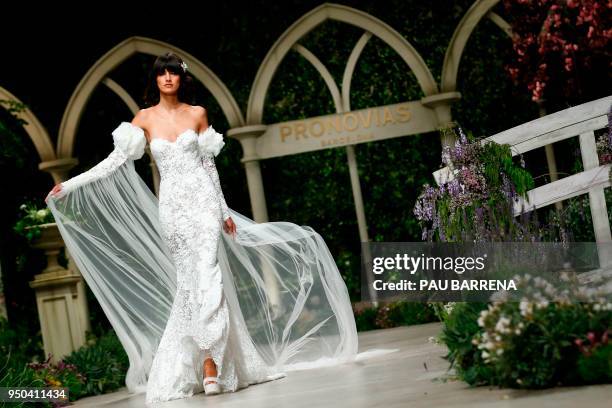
[27,355,86,403]
[0,353,47,408]
[0,316,43,370]
[441,274,611,389]
[439,302,491,385]
[577,344,612,384]
[62,329,128,396]
[353,301,439,332]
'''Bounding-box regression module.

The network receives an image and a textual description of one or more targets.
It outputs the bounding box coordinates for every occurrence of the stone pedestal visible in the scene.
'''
[27,223,91,362]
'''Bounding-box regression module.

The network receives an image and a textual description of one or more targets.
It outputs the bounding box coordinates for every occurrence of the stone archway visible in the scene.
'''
[56,36,245,159]
[441,0,511,93]
[233,3,450,237]
[0,87,55,162]
[234,1,517,228]
[247,2,439,125]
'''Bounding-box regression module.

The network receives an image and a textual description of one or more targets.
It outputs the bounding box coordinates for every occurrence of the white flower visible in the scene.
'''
[443,302,456,315]
[180,61,188,72]
[519,301,533,317]
[495,316,511,333]
[35,209,48,221]
[20,204,27,210]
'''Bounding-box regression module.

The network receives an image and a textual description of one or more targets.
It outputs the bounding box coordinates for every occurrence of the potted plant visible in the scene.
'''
[14,202,65,275]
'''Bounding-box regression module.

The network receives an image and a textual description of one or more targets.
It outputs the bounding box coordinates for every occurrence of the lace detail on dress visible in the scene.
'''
[58,148,128,198]
[145,128,280,405]
[201,153,231,221]
[198,125,230,221]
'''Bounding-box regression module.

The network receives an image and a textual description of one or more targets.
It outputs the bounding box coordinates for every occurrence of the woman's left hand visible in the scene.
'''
[223,217,236,238]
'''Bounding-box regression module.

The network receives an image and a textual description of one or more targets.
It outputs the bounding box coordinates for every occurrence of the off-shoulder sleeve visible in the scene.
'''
[51,122,146,199]
[198,126,230,221]
[112,122,147,160]
[197,125,225,157]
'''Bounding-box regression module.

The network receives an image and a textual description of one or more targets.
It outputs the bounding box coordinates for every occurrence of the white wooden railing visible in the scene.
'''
[433,95,612,277]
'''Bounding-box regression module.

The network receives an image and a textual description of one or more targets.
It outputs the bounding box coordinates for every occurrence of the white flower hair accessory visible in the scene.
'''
[180,61,188,72]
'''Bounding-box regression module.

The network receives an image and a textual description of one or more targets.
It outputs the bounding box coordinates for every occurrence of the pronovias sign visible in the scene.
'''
[255,100,438,159]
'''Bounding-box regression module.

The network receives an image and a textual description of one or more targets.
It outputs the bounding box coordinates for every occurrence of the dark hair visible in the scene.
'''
[143,52,195,107]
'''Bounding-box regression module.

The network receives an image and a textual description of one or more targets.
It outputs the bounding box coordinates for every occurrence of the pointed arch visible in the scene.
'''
[0,86,55,162]
[57,36,244,158]
[246,2,438,125]
[441,0,513,93]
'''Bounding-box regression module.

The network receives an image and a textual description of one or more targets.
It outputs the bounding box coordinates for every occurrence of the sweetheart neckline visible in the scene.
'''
[150,129,197,145]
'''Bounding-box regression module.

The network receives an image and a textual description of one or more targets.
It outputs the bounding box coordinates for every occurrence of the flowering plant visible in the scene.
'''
[503,0,611,103]
[27,354,86,405]
[414,125,536,242]
[13,201,55,242]
[461,271,611,388]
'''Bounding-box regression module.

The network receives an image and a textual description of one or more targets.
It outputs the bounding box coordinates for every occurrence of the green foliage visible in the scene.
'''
[0,317,43,370]
[540,188,612,242]
[12,202,55,243]
[439,302,491,385]
[62,329,129,396]
[0,99,28,169]
[0,324,130,404]
[354,301,439,332]
[354,307,379,332]
[441,275,612,389]
[27,356,86,402]
[0,355,46,408]
[415,126,538,242]
[577,344,612,384]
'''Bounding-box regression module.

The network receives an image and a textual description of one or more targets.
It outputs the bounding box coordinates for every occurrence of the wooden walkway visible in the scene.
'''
[73,322,612,407]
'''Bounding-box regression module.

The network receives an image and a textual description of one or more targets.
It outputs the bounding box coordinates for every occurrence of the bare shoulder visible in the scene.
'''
[132,108,152,125]
[131,108,152,140]
[190,105,208,130]
[190,105,207,118]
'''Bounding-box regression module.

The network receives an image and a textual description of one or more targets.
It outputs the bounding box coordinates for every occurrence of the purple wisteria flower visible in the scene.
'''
[414,124,537,242]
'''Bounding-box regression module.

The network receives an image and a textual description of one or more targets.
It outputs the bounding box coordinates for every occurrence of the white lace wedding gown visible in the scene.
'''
[46,121,362,405]
[145,126,286,403]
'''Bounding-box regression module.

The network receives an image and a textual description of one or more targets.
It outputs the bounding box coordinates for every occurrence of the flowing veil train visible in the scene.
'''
[46,123,395,395]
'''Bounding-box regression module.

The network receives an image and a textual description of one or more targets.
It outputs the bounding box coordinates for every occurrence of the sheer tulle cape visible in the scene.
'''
[46,157,360,394]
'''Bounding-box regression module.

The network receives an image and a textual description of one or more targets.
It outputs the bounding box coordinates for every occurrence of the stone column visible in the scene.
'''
[227,125,269,222]
[38,157,79,185]
[28,223,89,362]
[421,91,462,148]
[226,125,282,309]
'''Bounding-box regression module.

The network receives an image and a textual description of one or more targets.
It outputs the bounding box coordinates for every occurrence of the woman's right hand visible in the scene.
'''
[45,183,63,203]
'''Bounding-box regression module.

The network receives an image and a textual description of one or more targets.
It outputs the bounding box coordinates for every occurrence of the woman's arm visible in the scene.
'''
[196,107,231,221]
[46,118,147,201]
[202,153,231,221]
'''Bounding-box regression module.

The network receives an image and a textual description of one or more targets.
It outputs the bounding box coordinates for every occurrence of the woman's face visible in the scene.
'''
[157,69,181,96]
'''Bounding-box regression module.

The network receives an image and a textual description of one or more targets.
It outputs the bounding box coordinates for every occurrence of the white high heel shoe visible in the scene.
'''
[204,376,220,395]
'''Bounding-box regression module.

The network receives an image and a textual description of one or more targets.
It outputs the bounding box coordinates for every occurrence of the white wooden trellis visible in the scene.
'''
[433,95,612,281]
